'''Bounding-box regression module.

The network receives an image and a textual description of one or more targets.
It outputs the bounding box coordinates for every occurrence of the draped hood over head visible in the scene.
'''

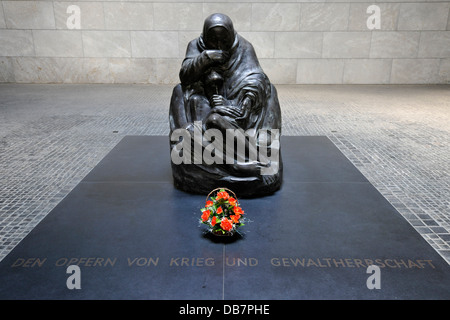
[180,13,272,130]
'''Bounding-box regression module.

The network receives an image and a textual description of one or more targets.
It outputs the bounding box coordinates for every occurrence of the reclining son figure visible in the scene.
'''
[169,13,283,197]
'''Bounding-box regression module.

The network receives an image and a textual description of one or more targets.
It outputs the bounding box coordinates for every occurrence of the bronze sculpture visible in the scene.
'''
[169,13,282,197]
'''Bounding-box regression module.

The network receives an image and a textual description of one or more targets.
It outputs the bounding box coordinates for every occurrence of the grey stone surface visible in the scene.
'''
[297,59,345,84]
[260,58,297,84]
[240,32,275,59]
[274,32,322,59]
[370,32,420,58]
[0,84,449,264]
[104,2,154,31]
[397,3,449,31]
[418,32,450,58]
[300,3,349,31]
[0,57,14,82]
[439,59,450,83]
[343,59,391,84]
[3,1,55,29]
[251,3,300,31]
[82,31,131,58]
[33,30,83,58]
[0,30,34,57]
[322,32,371,58]
[0,3,6,29]
[130,31,179,58]
[0,1,449,84]
[154,2,202,31]
[203,2,252,32]
[391,59,441,84]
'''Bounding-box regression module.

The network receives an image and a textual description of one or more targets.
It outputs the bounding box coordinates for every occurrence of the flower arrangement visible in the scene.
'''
[200,188,245,236]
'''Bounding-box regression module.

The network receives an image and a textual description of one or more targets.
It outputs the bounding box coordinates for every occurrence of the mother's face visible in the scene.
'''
[204,26,233,51]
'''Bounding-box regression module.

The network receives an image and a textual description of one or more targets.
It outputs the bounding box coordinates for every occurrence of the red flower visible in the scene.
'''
[230,215,240,224]
[211,216,217,226]
[216,191,229,201]
[220,218,233,232]
[205,200,213,207]
[201,210,211,222]
[216,206,223,214]
[228,197,237,206]
[233,206,244,215]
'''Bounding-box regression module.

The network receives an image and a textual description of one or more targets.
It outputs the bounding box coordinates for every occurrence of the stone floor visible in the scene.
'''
[0,84,449,264]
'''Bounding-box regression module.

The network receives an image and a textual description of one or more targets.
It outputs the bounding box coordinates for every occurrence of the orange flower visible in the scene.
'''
[211,216,217,226]
[233,206,244,215]
[205,200,213,207]
[216,206,223,214]
[228,197,237,206]
[230,215,240,224]
[201,210,211,222]
[216,191,229,201]
[220,218,233,232]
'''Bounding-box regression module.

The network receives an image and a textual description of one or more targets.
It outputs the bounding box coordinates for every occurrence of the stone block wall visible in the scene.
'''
[0,0,449,84]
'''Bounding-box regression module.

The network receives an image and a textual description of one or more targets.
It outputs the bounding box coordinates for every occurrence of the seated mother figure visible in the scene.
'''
[169,13,282,197]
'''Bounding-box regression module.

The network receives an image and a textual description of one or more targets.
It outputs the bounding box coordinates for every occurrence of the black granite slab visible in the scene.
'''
[0,136,448,300]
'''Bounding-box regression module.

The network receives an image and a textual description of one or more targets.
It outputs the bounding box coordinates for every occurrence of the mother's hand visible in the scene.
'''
[213,106,242,118]
[204,50,229,65]
[210,95,242,118]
